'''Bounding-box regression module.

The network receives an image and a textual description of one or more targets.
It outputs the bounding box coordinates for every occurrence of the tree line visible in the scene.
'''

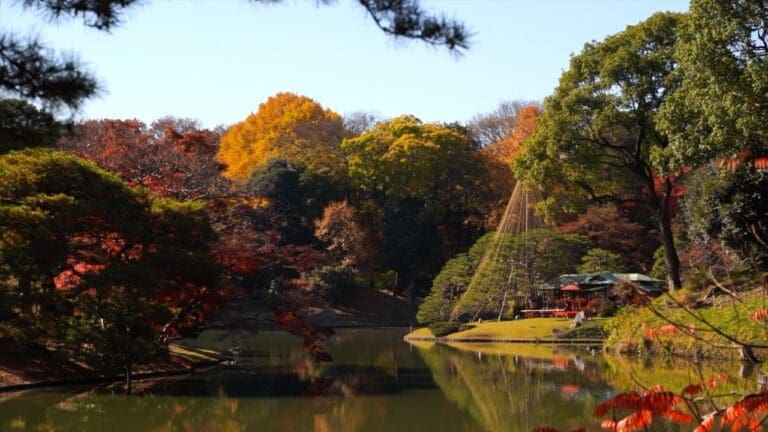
[0,0,477,378]
[0,90,537,374]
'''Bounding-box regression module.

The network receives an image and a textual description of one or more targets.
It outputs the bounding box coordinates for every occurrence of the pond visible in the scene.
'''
[0,328,759,431]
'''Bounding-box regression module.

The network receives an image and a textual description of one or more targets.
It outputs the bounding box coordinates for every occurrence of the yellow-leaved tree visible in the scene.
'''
[217,92,348,181]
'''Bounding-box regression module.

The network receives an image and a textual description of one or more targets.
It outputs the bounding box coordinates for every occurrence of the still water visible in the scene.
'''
[0,328,757,431]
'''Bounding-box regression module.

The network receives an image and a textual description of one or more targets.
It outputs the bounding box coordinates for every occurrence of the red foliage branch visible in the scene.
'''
[537,374,768,432]
[271,307,334,363]
[594,385,693,432]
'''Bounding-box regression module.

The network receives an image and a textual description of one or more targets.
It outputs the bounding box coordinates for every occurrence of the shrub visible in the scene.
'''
[598,300,618,317]
[310,266,359,302]
[428,321,474,337]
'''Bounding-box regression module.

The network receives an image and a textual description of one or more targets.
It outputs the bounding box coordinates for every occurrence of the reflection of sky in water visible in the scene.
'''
[0,329,757,432]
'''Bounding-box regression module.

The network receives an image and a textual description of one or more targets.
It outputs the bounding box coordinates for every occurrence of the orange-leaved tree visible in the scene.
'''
[217,92,349,182]
[484,104,541,166]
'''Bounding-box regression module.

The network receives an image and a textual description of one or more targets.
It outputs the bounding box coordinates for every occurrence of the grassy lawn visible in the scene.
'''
[449,318,573,339]
[406,327,436,339]
[405,317,607,341]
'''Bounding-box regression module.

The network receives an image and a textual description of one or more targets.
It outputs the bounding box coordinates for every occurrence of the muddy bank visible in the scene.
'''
[0,344,220,393]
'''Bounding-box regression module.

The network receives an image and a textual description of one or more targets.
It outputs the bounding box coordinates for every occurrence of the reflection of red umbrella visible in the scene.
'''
[561,284,581,291]
[561,384,581,395]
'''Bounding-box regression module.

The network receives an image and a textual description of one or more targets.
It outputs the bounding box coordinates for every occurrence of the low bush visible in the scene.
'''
[428,321,475,337]
[310,266,359,302]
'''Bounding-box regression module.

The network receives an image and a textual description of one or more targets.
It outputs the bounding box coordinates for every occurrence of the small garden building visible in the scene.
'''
[537,272,666,299]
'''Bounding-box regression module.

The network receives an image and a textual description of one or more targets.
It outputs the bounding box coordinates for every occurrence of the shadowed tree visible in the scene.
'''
[557,206,659,272]
[0,148,222,377]
[0,99,62,153]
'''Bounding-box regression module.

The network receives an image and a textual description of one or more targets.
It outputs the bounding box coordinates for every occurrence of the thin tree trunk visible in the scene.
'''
[125,364,132,394]
[658,203,682,290]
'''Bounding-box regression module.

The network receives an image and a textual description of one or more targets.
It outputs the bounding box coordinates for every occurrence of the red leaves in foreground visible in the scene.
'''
[682,373,729,396]
[722,392,768,432]
[750,309,768,322]
[594,385,691,432]
[538,374,768,432]
[642,323,697,340]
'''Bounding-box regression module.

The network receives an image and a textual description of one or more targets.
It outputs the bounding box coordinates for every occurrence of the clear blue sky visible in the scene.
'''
[1,0,689,128]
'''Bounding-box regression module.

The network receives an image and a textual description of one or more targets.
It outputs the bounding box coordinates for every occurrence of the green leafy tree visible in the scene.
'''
[344,115,471,199]
[418,229,589,322]
[577,248,625,274]
[657,0,768,170]
[683,164,768,271]
[342,115,493,295]
[0,149,221,377]
[514,12,685,289]
[416,253,472,324]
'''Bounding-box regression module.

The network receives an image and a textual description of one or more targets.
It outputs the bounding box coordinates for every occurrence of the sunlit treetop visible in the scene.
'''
[484,104,541,166]
[342,114,472,198]
[217,92,348,181]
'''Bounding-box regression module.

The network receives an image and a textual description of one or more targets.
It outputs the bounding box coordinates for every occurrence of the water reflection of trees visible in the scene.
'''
[418,341,764,432]
[414,343,612,432]
[602,354,758,408]
[0,329,478,432]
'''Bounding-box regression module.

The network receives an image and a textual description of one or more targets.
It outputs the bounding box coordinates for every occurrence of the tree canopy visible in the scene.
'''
[657,0,768,170]
[217,93,348,182]
[341,115,498,295]
[514,12,684,289]
[57,117,229,200]
[0,99,62,153]
[343,115,473,199]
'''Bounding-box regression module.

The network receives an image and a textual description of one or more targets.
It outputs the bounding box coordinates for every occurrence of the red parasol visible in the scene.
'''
[560,284,581,292]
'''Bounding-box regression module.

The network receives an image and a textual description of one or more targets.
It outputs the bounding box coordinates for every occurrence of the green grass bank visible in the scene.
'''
[404,317,607,343]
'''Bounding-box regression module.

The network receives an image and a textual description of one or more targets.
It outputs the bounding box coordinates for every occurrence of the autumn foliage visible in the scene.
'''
[540,317,768,432]
[540,373,768,432]
[217,92,348,182]
[0,148,223,371]
[483,104,541,166]
[57,117,228,200]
